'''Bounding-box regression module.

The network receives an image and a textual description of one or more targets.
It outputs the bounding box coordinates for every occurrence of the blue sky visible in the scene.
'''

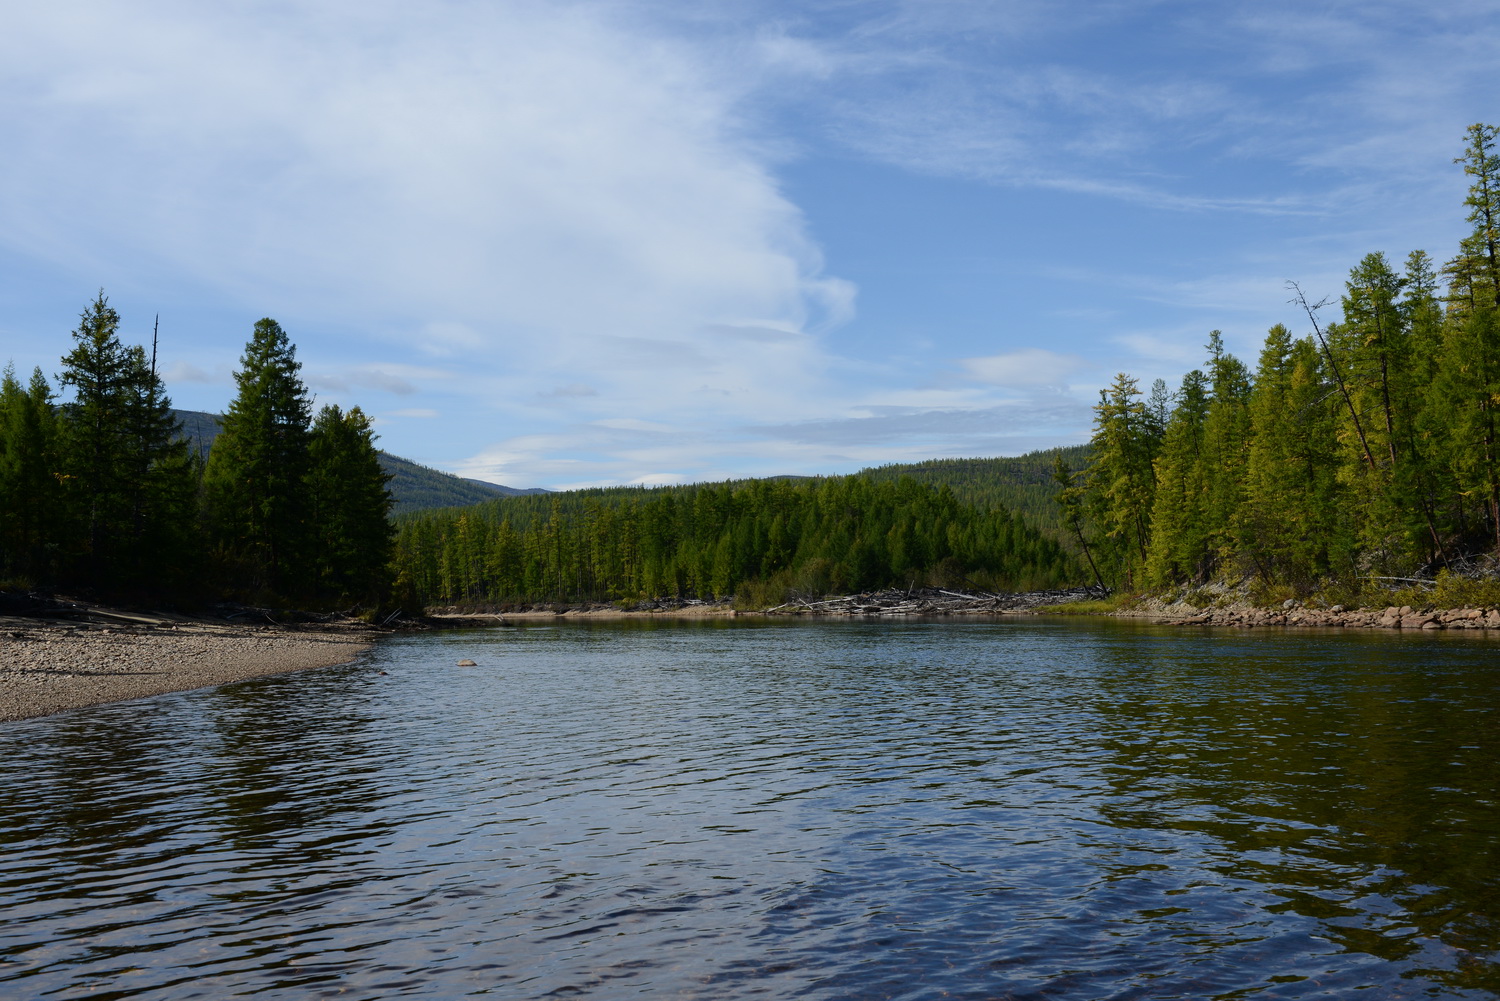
[3,0,1497,489]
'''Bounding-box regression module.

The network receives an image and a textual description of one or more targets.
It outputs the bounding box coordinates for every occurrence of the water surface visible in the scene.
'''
[2,618,1499,999]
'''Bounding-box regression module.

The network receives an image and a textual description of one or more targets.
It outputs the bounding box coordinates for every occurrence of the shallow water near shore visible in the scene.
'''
[3,618,1500,999]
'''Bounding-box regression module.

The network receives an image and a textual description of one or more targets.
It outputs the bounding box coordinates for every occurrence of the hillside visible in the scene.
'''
[169,409,545,515]
[378,453,548,515]
[395,447,1086,542]
[394,474,1079,605]
[857,446,1088,538]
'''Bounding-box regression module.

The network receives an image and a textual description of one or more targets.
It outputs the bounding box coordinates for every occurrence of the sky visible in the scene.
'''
[3,0,1498,489]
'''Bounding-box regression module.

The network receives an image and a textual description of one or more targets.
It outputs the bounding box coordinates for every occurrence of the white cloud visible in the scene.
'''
[161,361,227,384]
[960,348,1085,390]
[0,0,852,411]
[450,397,1092,487]
[8,0,1495,488]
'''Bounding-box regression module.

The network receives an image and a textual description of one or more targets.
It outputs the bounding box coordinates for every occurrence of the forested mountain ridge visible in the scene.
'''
[858,448,1087,538]
[168,409,545,514]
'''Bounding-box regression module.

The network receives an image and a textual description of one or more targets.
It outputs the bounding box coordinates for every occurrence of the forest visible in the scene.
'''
[1067,123,1500,603]
[0,300,393,608]
[391,474,1077,607]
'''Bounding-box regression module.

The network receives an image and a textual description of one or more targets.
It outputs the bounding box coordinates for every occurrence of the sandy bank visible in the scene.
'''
[0,611,378,723]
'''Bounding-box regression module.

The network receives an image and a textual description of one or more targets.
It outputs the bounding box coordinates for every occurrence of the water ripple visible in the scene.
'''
[3,619,1500,998]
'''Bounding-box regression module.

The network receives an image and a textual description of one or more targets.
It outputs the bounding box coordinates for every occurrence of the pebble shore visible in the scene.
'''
[1140,602,1500,631]
[0,616,377,723]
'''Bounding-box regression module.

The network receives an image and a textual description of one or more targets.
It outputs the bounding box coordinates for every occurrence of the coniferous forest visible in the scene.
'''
[1068,124,1500,601]
[391,475,1077,608]
[0,299,393,608]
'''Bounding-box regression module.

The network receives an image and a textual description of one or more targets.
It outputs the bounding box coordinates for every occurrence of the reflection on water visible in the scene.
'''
[2,619,1499,999]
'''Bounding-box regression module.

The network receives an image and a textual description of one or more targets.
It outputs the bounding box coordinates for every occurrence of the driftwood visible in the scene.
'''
[763,585,1109,617]
[438,585,1111,618]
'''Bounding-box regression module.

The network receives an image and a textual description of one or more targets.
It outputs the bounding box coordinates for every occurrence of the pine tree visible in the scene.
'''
[202,318,314,599]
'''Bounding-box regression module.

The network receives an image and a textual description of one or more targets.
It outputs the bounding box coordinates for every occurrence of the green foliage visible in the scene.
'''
[1078,123,1500,599]
[857,448,1089,535]
[202,318,315,598]
[54,294,197,594]
[1425,570,1500,609]
[1085,373,1159,586]
[2,303,393,609]
[394,475,1078,606]
[0,366,62,583]
[306,405,395,604]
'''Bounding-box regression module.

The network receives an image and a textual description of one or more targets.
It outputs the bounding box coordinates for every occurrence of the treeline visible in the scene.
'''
[1066,124,1500,594]
[0,296,393,607]
[393,475,1077,606]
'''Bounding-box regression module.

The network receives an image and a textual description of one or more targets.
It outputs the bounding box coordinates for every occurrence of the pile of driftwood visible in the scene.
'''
[764,585,1109,617]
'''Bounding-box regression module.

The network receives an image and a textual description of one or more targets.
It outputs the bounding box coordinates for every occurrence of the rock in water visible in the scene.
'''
[456,659,477,667]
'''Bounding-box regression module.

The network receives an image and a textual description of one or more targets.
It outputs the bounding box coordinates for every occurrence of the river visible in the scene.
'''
[2,618,1498,999]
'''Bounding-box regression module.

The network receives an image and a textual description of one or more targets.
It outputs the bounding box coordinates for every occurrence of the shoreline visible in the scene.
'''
[1116,599,1500,632]
[11,589,1498,725]
[0,609,379,724]
[430,589,1500,636]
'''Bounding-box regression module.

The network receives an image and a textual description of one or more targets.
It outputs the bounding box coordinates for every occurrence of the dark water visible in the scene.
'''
[3,619,1500,999]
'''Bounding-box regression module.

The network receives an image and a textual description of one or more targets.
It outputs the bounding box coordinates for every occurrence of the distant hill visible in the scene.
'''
[169,409,545,515]
[378,452,548,515]
[172,406,1083,528]
[398,446,1090,547]
[858,446,1089,538]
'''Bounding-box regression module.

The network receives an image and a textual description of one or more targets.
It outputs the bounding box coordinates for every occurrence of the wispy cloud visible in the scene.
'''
[960,348,1087,390]
[6,1,1497,487]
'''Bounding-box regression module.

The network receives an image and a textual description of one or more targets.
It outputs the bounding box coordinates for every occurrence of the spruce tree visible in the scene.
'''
[203,318,314,599]
[56,294,133,584]
[55,293,192,593]
[0,367,61,583]
[305,404,394,605]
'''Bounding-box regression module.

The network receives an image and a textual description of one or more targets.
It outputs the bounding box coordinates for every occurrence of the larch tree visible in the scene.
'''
[1086,373,1159,585]
[1200,332,1252,569]
[1453,122,1500,311]
[1143,369,1210,587]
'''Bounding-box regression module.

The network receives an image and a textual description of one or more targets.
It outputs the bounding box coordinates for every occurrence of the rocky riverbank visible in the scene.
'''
[1135,599,1500,631]
[0,598,380,723]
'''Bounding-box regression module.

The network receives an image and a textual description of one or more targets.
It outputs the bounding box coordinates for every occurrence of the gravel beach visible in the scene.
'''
[0,611,378,723]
